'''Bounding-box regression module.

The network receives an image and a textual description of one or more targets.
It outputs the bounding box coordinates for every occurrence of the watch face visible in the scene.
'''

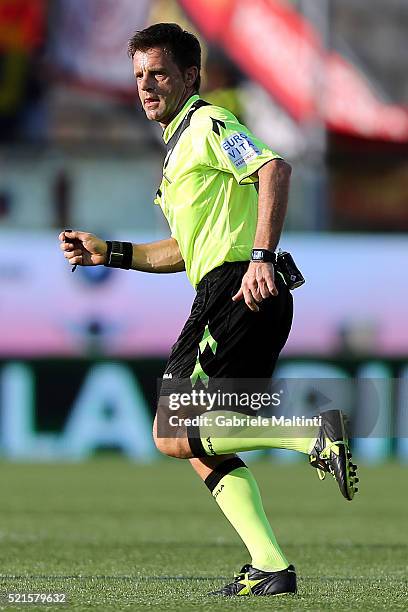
[252,250,263,260]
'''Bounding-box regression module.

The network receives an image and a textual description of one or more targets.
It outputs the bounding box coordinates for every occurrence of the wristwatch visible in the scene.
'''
[251,248,276,263]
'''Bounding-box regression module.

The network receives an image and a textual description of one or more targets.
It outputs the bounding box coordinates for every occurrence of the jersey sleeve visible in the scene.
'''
[191,109,283,185]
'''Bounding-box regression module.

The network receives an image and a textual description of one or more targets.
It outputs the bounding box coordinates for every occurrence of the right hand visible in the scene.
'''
[58,230,108,267]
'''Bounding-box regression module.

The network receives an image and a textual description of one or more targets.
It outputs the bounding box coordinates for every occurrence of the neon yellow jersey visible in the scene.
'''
[154,95,283,288]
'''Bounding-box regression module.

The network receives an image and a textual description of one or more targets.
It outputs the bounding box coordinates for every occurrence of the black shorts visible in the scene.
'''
[160,261,293,395]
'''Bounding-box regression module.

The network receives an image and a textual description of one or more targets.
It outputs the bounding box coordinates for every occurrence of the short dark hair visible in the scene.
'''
[128,23,201,92]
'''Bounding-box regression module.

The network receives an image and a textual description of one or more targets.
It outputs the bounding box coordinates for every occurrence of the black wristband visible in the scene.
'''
[251,248,275,263]
[104,241,133,269]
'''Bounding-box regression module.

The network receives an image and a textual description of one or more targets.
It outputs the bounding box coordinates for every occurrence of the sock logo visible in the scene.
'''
[206,436,216,455]
[213,484,224,499]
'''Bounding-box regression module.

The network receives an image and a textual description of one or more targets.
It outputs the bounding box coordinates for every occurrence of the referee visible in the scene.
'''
[60,23,357,597]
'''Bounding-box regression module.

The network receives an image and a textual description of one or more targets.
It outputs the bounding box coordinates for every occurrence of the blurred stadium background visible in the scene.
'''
[1,0,408,464]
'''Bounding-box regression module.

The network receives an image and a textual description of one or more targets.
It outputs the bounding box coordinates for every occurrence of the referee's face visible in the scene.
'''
[133,47,197,128]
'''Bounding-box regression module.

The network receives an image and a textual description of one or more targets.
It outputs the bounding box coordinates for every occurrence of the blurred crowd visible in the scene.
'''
[0,0,407,233]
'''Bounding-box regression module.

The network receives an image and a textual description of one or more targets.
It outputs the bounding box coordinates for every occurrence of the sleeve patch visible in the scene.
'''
[221,132,261,169]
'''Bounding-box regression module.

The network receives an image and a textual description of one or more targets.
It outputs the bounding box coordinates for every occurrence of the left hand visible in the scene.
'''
[232,262,278,312]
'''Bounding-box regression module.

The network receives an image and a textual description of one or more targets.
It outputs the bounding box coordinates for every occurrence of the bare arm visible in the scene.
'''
[232,158,292,311]
[131,237,185,273]
[253,158,291,252]
[59,231,185,274]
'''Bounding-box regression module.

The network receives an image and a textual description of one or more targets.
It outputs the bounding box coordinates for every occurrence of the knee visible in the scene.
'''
[154,433,182,458]
[152,416,191,458]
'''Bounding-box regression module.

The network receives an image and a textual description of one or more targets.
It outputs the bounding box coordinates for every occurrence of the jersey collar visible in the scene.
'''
[162,94,201,144]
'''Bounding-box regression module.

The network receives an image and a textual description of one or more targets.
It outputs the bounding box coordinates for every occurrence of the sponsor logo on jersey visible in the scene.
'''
[221,132,261,169]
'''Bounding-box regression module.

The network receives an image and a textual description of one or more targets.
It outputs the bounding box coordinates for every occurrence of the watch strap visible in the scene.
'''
[251,248,276,263]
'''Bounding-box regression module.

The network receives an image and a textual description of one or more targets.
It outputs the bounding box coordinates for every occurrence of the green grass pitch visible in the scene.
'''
[0,458,407,610]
